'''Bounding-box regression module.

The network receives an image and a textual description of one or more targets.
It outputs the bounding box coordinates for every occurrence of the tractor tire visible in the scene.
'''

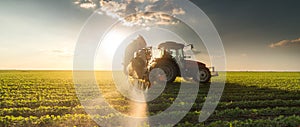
[154,61,178,83]
[193,66,211,83]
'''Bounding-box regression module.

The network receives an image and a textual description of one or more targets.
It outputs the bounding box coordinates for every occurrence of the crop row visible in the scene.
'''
[147,99,300,113]
[2,96,300,112]
[151,91,300,103]
[177,115,300,127]
[0,114,97,127]
[0,113,134,127]
[179,107,300,123]
[0,105,131,117]
[1,111,299,127]
[0,99,79,108]
[2,100,299,120]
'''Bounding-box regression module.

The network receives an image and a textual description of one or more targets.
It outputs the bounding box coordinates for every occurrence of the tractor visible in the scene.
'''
[125,41,217,88]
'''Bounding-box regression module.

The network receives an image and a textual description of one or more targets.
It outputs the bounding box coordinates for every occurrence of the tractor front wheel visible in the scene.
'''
[193,67,211,83]
[154,61,178,83]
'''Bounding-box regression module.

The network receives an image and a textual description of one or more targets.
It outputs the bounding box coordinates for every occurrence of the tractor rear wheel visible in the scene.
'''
[193,66,211,83]
[154,61,178,83]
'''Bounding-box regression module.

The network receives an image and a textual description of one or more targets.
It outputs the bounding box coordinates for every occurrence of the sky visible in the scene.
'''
[0,0,299,71]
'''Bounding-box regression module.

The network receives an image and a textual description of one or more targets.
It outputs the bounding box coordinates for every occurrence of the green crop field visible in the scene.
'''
[0,71,300,127]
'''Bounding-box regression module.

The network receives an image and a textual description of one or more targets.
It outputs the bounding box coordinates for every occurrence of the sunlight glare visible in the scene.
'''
[100,30,126,58]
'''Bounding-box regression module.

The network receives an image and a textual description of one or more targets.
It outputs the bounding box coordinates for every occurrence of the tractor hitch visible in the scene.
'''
[208,67,219,77]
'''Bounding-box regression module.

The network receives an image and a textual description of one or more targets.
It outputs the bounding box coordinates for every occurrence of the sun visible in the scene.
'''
[95,29,128,70]
[100,30,126,57]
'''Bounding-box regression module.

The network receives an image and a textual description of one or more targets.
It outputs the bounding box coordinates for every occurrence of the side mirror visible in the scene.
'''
[190,44,194,49]
[186,44,194,49]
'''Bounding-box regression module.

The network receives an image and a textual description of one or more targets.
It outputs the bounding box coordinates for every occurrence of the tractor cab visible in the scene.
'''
[157,42,189,69]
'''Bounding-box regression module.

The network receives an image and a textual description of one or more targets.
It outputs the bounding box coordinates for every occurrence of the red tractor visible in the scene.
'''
[125,41,217,88]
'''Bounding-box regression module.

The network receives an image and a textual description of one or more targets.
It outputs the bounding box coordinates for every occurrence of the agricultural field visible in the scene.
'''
[0,71,300,126]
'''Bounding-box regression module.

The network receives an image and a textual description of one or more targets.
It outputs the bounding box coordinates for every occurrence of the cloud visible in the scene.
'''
[122,12,180,26]
[74,0,96,9]
[172,8,185,15]
[40,49,73,57]
[75,0,185,26]
[269,38,300,48]
[291,38,300,43]
[51,49,73,57]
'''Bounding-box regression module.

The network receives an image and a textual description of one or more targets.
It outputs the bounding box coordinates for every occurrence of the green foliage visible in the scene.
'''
[0,71,299,126]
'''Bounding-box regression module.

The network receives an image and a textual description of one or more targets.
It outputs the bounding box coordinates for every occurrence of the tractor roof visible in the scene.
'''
[158,41,184,49]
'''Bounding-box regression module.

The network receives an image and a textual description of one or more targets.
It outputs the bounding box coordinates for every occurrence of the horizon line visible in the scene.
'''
[0,69,300,72]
